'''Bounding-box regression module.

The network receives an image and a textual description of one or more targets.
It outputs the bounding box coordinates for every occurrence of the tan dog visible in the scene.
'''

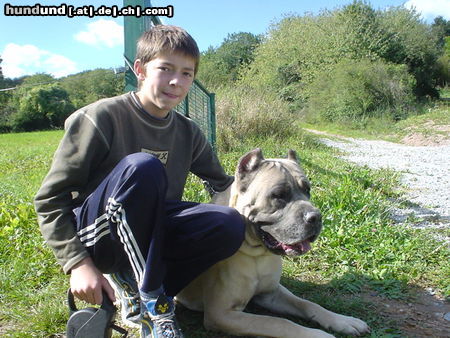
[177,149,370,337]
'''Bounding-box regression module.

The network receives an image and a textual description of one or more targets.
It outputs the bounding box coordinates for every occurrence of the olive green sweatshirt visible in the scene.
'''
[34,92,233,273]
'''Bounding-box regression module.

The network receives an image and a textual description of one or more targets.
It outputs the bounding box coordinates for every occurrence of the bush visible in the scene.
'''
[215,85,297,151]
[239,1,441,112]
[436,54,450,88]
[305,59,416,123]
[10,84,74,132]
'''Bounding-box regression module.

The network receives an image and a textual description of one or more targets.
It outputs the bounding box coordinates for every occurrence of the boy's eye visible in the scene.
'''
[159,67,170,72]
[184,72,193,77]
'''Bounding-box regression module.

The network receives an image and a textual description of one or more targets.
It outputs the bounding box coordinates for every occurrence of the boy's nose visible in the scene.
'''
[169,76,181,86]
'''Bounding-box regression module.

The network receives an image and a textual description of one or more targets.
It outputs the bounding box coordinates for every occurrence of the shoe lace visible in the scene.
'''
[119,290,141,318]
[152,313,181,338]
[120,289,139,302]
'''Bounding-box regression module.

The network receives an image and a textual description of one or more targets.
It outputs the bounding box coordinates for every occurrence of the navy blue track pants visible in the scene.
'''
[74,153,245,296]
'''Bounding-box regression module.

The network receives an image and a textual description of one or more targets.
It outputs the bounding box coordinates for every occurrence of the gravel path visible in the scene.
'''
[312,132,450,243]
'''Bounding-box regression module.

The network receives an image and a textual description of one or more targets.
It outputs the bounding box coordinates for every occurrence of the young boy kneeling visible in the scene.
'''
[34,25,245,338]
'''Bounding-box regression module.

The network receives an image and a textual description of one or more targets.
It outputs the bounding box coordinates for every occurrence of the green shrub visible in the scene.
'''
[239,1,441,113]
[10,83,74,132]
[436,54,450,88]
[305,59,416,123]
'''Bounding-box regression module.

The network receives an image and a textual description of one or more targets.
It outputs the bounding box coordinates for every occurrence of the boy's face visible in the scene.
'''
[135,51,195,119]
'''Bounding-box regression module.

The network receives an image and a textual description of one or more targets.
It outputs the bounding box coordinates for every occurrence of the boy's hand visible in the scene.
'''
[69,256,116,305]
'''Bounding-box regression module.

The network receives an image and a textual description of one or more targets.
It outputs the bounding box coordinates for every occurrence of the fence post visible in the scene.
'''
[209,93,216,152]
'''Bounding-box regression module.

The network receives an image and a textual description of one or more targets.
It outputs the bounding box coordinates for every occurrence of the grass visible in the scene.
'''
[0,131,69,337]
[300,96,450,144]
[0,116,449,336]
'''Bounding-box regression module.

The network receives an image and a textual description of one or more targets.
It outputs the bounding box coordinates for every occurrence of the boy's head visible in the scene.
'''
[135,25,200,76]
[133,25,199,118]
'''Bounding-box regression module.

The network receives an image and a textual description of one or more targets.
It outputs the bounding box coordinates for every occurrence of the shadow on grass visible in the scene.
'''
[174,271,424,338]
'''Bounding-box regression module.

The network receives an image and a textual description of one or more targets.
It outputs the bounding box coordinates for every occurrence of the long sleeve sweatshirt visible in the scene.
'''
[34,92,233,273]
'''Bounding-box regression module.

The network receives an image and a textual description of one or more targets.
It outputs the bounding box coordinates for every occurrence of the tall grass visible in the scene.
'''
[214,85,296,152]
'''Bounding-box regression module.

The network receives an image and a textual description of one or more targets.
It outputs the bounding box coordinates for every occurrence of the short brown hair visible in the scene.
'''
[136,25,200,75]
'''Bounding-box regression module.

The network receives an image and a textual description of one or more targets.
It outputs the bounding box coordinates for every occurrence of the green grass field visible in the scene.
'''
[0,117,449,337]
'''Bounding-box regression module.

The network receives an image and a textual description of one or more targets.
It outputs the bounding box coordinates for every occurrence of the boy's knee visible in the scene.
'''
[123,153,166,178]
[123,152,164,173]
[216,206,245,253]
[114,152,168,196]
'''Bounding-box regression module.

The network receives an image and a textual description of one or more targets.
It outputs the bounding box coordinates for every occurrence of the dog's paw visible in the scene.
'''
[329,314,370,336]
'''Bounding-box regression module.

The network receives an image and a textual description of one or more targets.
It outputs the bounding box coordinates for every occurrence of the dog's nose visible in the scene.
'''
[304,211,321,225]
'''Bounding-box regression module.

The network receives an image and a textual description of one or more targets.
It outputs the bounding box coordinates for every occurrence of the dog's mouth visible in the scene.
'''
[259,229,313,256]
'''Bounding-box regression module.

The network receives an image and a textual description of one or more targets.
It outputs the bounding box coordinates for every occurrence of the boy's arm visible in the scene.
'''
[189,128,234,195]
[34,111,110,274]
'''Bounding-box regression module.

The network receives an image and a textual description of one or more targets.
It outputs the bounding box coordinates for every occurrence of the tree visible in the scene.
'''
[240,0,441,107]
[215,32,262,80]
[379,7,441,97]
[240,2,391,104]
[432,16,450,48]
[10,83,74,131]
[60,69,124,109]
[0,55,3,82]
[20,73,55,86]
[446,37,450,58]
[337,1,390,60]
[435,36,450,87]
[197,47,230,89]
[0,56,12,131]
[197,32,261,89]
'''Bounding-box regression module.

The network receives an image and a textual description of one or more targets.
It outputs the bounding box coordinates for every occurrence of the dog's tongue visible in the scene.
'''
[281,240,311,254]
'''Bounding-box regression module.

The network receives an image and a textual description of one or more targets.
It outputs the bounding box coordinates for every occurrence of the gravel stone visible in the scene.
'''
[317,136,450,244]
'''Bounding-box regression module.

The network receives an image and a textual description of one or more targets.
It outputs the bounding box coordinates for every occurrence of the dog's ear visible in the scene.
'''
[238,148,264,174]
[287,149,298,163]
[236,149,264,190]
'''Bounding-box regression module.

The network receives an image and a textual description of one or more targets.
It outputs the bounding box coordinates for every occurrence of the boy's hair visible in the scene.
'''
[136,25,200,75]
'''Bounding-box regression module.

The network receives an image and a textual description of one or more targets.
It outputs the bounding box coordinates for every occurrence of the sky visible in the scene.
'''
[1,0,449,79]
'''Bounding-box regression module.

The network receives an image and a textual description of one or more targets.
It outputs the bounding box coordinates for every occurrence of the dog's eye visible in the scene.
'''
[271,188,290,201]
[299,179,311,198]
[305,185,311,198]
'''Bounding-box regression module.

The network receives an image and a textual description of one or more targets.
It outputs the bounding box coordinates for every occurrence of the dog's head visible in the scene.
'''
[231,148,322,256]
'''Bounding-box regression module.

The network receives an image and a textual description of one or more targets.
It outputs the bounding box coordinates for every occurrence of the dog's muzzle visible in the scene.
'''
[255,209,322,256]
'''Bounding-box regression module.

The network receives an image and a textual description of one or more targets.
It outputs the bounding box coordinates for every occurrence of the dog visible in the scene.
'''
[176,148,370,337]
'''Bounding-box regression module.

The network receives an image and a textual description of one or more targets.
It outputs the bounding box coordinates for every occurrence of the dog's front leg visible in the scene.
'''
[252,284,370,336]
[204,309,334,338]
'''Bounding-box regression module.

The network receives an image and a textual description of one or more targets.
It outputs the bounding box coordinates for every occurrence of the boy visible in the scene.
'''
[34,25,245,338]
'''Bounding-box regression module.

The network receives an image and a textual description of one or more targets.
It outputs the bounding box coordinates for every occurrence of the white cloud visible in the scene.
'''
[74,19,124,48]
[1,43,78,78]
[43,54,78,78]
[404,0,450,21]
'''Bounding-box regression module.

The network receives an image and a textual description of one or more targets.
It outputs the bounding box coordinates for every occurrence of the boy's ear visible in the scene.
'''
[134,59,146,80]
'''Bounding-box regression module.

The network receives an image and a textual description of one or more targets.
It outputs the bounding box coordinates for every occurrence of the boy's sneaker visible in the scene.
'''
[105,269,141,327]
[141,294,184,338]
